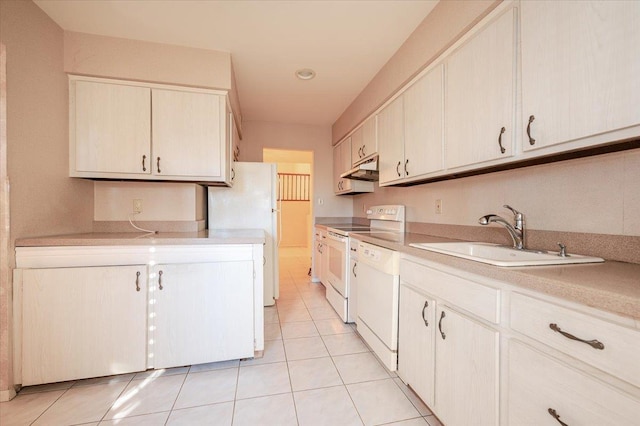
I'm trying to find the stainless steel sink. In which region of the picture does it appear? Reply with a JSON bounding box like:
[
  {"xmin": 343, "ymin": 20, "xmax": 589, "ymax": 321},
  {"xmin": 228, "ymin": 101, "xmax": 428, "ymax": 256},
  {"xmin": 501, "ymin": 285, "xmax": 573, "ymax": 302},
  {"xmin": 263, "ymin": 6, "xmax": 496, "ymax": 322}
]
[{"xmin": 409, "ymin": 242, "xmax": 604, "ymax": 267}]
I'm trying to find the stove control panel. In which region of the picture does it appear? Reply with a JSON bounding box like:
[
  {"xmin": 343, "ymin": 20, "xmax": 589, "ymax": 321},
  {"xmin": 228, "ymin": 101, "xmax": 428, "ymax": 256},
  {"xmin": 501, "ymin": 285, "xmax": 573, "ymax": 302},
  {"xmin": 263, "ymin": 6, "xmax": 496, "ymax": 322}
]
[{"xmin": 365, "ymin": 205, "xmax": 405, "ymax": 223}]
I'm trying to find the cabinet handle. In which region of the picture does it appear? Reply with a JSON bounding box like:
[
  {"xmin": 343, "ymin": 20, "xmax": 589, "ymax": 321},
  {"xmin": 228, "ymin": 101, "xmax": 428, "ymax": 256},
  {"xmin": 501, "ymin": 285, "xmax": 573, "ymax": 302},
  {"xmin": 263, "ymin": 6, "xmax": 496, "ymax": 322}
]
[
  {"xmin": 527, "ymin": 115, "xmax": 536, "ymax": 145},
  {"xmin": 404, "ymin": 159, "xmax": 409, "ymax": 176},
  {"xmin": 396, "ymin": 161, "xmax": 401, "ymax": 177},
  {"xmin": 358, "ymin": 147, "xmax": 363, "ymax": 158},
  {"xmin": 498, "ymin": 127, "xmax": 506, "ymax": 154},
  {"xmin": 232, "ymin": 168, "xmax": 235, "ymax": 181},
  {"xmin": 157, "ymin": 156, "xmax": 162, "ymax": 173},
  {"xmin": 438, "ymin": 310, "xmax": 446, "ymax": 339},
  {"xmin": 142, "ymin": 155, "xmax": 147, "ymax": 172},
  {"xmin": 421, "ymin": 301, "xmax": 429, "ymax": 327},
  {"xmin": 362, "ymin": 146, "xmax": 366, "ymax": 157},
  {"xmin": 135, "ymin": 271, "xmax": 141, "ymax": 292},
  {"xmin": 352, "ymin": 262, "xmax": 357, "ymax": 277},
  {"xmin": 549, "ymin": 323, "xmax": 604, "ymax": 350},
  {"xmin": 158, "ymin": 270, "xmax": 163, "ymax": 290},
  {"xmin": 548, "ymin": 408, "xmax": 569, "ymax": 426}
]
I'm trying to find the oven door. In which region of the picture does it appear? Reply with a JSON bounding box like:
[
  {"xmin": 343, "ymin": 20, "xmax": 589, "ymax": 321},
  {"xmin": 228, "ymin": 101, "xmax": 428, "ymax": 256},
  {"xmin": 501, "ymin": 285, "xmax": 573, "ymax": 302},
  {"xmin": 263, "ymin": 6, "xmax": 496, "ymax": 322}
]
[{"xmin": 325, "ymin": 232, "xmax": 348, "ymax": 297}]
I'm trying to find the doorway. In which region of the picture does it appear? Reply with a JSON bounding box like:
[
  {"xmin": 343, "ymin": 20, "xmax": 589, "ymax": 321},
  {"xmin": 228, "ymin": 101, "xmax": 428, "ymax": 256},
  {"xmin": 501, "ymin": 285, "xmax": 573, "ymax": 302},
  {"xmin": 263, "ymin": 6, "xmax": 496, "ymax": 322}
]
[{"xmin": 262, "ymin": 148, "xmax": 313, "ymax": 261}]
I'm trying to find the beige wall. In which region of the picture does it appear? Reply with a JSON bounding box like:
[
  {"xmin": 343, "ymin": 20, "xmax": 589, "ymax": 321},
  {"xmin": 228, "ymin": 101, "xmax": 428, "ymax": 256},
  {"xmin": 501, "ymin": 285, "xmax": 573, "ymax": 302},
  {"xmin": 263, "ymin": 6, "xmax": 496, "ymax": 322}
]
[
  {"xmin": 354, "ymin": 149, "xmax": 640, "ymax": 237},
  {"xmin": 94, "ymin": 181, "xmax": 205, "ymax": 222},
  {"xmin": 241, "ymin": 121, "xmax": 352, "ymax": 219},
  {"xmin": 0, "ymin": 0, "xmax": 95, "ymax": 396},
  {"xmin": 332, "ymin": 0, "xmax": 499, "ymax": 144}
]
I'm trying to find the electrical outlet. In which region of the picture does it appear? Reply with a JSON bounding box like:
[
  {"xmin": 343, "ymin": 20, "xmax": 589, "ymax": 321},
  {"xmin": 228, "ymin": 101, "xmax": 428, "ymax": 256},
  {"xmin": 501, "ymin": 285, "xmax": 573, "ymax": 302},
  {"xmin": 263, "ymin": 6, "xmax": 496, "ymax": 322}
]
[
  {"xmin": 435, "ymin": 199, "xmax": 443, "ymax": 214},
  {"xmin": 133, "ymin": 199, "xmax": 143, "ymax": 214}
]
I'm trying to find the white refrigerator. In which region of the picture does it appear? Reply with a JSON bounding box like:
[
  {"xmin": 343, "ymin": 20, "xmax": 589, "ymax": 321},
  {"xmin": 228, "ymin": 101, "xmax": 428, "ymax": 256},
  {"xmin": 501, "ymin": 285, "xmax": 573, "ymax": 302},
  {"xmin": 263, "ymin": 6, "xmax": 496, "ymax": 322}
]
[{"xmin": 208, "ymin": 162, "xmax": 279, "ymax": 306}]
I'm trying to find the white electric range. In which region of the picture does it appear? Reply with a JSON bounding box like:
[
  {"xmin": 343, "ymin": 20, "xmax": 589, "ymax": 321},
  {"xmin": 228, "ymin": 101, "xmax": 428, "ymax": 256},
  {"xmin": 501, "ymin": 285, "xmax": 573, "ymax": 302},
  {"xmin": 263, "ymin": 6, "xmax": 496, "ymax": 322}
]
[{"xmin": 324, "ymin": 205, "xmax": 405, "ymax": 323}]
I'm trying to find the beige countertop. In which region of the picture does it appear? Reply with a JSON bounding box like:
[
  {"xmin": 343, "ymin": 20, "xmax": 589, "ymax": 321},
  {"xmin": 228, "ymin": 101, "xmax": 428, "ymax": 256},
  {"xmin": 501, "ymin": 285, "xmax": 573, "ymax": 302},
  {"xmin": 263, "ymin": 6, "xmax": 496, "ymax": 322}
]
[
  {"xmin": 15, "ymin": 229, "xmax": 266, "ymax": 247},
  {"xmin": 351, "ymin": 232, "xmax": 640, "ymax": 321}
]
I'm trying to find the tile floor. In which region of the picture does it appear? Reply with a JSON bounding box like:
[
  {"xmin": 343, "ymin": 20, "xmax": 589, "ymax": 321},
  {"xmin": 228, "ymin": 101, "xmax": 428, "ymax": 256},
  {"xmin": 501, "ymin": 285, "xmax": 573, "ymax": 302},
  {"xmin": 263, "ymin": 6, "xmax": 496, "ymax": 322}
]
[{"xmin": 0, "ymin": 248, "xmax": 443, "ymax": 426}]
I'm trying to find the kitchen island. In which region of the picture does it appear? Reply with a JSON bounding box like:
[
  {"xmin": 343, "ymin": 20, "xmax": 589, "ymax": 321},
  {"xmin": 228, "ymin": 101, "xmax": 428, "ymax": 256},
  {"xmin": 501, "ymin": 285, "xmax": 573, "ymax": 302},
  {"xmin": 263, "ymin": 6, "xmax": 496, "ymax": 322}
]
[{"xmin": 13, "ymin": 230, "xmax": 265, "ymax": 387}]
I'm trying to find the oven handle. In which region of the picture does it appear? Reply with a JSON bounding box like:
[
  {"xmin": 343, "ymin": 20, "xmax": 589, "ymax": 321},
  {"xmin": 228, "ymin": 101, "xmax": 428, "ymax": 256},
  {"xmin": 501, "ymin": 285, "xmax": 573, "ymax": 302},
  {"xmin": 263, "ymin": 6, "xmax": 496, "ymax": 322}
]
[{"xmin": 327, "ymin": 279, "xmax": 346, "ymax": 298}]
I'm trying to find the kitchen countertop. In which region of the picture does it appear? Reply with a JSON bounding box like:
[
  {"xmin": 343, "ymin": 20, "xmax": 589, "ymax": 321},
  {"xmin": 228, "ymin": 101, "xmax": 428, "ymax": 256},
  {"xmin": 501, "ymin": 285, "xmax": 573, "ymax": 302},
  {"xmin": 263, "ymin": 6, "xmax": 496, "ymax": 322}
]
[
  {"xmin": 15, "ymin": 229, "xmax": 266, "ymax": 247},
  {"xmin": 351, "ymin": 232, "xmax": 640, "ymax": 321}
]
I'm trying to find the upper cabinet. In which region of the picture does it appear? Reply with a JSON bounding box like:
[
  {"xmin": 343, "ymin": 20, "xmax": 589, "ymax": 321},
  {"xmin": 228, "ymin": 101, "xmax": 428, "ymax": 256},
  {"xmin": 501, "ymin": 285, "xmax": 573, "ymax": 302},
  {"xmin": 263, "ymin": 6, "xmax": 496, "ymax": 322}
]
[
  {"xmin": 333, "ymin": 137, "xmax": 374, "ymax": 195},
  {"xmin": 445, "ymin": 8, "xmax": 515, "ymax": 169},
  {"xmin": 521, "ymin": 1, "xmax": 640, "ymax": 152},
  {"xmin": 378, "ymin": 65, "xmax": 444, "ymax": 186},
  {"xmin": 69, "ymin": 76, "xmax": 233, "ymax": 185},
  {"xmin": 72, "ymin": 81, "xmax": 151, "ymax": 175},
  {"xmin": 351, "ymin": 116, "xmax": 377, "ymax": 166},
  {"xmin": 378, "ymin": 96, "xmax": 405, "ymax": 185}
]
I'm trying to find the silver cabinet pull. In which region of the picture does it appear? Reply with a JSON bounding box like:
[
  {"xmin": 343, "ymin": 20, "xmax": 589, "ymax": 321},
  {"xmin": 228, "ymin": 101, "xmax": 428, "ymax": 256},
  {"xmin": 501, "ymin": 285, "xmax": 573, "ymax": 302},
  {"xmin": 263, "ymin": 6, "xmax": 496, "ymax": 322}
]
[
  {"xmin": 527, "ymin": 115, "xmax": 536, "ymax": 145},
  {"xmin": 549, "ymin": 323, "xmax": 604, "ymax": 350},
  {"xmin": 396, "ymin": 161, "xmax": 401, "ymax": 177},
  {"xmin": 404, "ymin": 159, "xmax": 409, "ymax": 176},
  {"xmin": 157, "ymin": 156, "xmax": 161, "ymax": 173},
  {"xmin": 498, "ymin": 127, "xmax": 506, "ymax": 154},
  {"xmin": 142, "ymin": 155, "xmax": 147, "ymax": 172},
  {"xmin": 548, "ymin": 408, "xmax": 569, "ymax": 426},
  {"xmin": 352, "ymin": 262, "xmax": 357, "ymax": 277},
  {"xmin": 158, "ymin": 270, "xmax": 163, "ymax": 290},
  {"xmin": 438, "ymin": 310, "xmax": 446, "ymax": 339},
  {"xmin": 421, "ymin": 301, "xmax": 429, "ymax": 327},
  {"xmin": 135, "ymin": 271, "xmax": 141, "ymax": 292}
]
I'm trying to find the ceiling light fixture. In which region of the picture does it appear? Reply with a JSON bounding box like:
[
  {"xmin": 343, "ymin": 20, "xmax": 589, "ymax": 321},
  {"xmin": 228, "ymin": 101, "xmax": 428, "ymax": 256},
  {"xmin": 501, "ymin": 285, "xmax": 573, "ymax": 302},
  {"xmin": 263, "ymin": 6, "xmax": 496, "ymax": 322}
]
[{"xmin": 295, "ymin": 68, "xmax": 316, "ymax": 80}]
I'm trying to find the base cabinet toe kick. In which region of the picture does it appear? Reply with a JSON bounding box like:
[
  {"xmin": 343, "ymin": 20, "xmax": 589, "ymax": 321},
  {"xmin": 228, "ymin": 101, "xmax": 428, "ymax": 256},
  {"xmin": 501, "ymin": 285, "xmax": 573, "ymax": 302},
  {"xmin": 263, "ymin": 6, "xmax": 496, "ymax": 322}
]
[
  {"xmin": 13, "ymin": 244, "xmax": 264, "ymax": 387},
  {"xmin": 396, "ymin": 255, "xmax": 640, "ymax": 426}
]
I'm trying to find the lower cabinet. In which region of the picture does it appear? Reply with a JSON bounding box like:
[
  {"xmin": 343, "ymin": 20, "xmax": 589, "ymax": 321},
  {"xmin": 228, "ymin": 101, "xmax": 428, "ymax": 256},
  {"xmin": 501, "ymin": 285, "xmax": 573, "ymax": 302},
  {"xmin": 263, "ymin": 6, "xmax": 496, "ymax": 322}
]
[
  {"xmin": 151, "ymin": 262, "xmax": 254, "ymax": 369},
  {"xmin": 398, "ymin": 259, "xmax": 499, "ymax": 426},
  {"xmin": 398, "ymin": 285, "xmax": 435, "ymax": 408},
  {"xmin": 19, "ymin": 266, "xmax": 148, "ymax": 386},
  {"xmin": 14, "ymin": 243, "xmax": 263, "ymax": 386},
  {"xmin": 399, "ymin": 254, "xmax": 640, "ymax": 426},
  {"xmin": 508, "ymin": 340, "xmax": 640, "ymax": 426},
  {"xmin": 435, "ymin": 305, "xmax": 499, "ymax": 426}
]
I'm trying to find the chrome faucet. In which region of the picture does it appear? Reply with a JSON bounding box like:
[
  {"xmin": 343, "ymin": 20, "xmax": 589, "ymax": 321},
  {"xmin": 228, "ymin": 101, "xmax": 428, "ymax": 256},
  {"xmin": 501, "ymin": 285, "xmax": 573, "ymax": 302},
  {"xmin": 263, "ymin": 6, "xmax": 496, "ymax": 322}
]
[{"xmin": 478, "ymin": 205, "xmax": 526, "ymax": 250}]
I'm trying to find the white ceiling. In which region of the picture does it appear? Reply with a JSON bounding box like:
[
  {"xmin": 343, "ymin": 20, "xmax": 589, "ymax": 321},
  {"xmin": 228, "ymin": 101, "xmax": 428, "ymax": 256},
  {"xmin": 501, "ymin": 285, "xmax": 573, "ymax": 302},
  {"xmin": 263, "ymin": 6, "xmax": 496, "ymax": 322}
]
[{"xmin": 34, "ymin": 0, "xmax": 438, "ymax": 127}]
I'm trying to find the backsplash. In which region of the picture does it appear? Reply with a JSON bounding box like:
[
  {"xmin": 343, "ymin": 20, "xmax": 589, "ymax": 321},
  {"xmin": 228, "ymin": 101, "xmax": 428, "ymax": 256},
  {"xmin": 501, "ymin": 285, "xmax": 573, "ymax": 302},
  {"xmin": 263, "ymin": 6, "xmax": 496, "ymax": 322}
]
[
  {"xmin": 93, "ymin": 181, "xmax": 206, "ymax": 232},
  {"xmin": 355, "ymin": 148, "xmax": 640, "ymax": 237}
]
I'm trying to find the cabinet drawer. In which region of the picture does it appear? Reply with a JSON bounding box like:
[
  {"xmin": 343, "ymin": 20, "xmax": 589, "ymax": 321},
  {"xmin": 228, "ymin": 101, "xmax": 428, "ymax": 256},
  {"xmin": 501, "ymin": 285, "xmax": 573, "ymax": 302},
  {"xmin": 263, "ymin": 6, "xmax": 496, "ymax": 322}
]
[
  {"xmin": 510, "ymin": 292, "xmax": 640, "ymax": 387},
  {"xmin": 400, "ymin": 259, "xmax": 500, "ymax": 324},
  {"xmin": 508, "ymin": 341, "xmax": 640, "ymax": 426}
]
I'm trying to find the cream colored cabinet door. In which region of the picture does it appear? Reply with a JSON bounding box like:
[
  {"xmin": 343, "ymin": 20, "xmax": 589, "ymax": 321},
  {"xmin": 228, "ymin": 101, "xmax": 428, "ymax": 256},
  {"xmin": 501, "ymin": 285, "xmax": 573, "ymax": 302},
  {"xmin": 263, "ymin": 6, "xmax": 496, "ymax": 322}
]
[
  {"xmin": 334, "ymin": 138, "xmax": 352, "ymax": 193},
  {"xmin": 351, "ymin": 116, "xmax": 377, "ymax": 165},
  {"xmin": 521, "ymin": 1, "xmax": 640, "ymax": 152},
  {"xmin": 152, "ymin": 89, "xmax": 226, "ymax": 179},
  {"xmin": 20, "ymin": 266, "xmax": 147, "ymax": 386},
  {"xmin": 508, "ymin": 340, "xmax": 640, "ymax": 426},
  {"xmin": 445, "ymin": 8, "xmax": 515, "ymax": 169},
  {"xmin": 435, "ymin": 305, "xmax": 499, "ymax": 426},
  {"xmin": 403, "ymin": 65, "xmax": 444, "ymax": 180},
  {"xmin": 72, "ymin": 80, "xmax": 151, "ymax": 175},
  {"xmin": 378, "ymin": 96, "xmax": 405, "ymax": 185},
  {"xmin": 397, "ymin": 284, "xmax": 436, "ymax": 408},
  {"xmin": 151, "ymin": 262, "xmax": 254, "ymax": 369}
]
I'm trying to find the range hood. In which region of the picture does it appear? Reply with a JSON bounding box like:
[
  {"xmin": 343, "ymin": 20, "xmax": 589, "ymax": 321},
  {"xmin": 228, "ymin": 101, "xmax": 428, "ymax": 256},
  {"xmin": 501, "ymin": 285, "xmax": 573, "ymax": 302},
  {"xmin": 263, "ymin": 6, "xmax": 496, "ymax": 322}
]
[{"xmin": 340, "ymin": 157, "xmax": 379, "ymax": 181}]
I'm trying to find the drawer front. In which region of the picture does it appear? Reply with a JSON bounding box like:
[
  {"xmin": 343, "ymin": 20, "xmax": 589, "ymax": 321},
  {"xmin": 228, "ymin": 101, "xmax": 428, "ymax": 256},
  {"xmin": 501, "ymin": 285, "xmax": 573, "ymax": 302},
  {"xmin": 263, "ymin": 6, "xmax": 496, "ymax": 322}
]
[
  {"xmin": 510, "ymin": 292, "xmax": 640, "ymax": 387},
  {"xmin": 508, "ymin": 341, "xmax": 640, "ymax": 426},
  {"xmin": 400, "ymin": 259, "xmax": 500, "ymax": 323}
]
